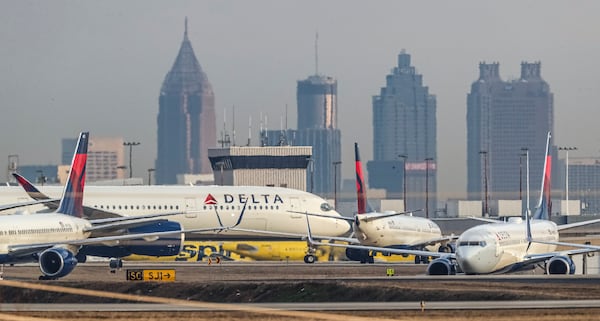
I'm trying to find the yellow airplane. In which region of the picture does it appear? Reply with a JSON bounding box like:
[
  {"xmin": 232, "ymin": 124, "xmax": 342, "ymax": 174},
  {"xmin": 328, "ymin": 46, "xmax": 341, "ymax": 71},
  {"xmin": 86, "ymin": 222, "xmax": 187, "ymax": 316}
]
[{"xmin": 124, "ymin": 240, "xmax": 415, "ymax": 263}]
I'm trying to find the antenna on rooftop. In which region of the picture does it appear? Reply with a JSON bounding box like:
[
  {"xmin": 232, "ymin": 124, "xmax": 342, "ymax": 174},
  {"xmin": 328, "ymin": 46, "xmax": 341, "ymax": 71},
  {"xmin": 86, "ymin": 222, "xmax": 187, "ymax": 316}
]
[{"xmin": 315, "ymin": 31, "xmax": 319, "ymax": 75}]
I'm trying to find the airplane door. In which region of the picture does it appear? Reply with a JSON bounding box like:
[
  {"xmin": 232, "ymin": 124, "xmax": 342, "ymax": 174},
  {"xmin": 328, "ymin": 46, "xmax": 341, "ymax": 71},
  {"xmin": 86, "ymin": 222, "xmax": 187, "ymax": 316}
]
[
  {"xmin": 290, "ymin": 198, "xmax": 302, "ymax": 218},
  {"xmin": 185, "ymin": 198, "xmax": 197, "ymax": 218}
]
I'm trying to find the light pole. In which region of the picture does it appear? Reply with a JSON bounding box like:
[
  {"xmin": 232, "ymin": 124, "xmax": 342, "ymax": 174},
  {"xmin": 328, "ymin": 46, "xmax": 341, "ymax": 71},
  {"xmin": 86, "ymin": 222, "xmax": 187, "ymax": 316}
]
[
  {"xmin": 425, "ymin": 157, "xmax": 433, "ymax": 219},
  {"xmin": 398, "ymin": 154, "xmax": 407, "ymax": 212},
  {"xmin": 558, "ymin": 146, "xmax": 577, "ymax": 215},
  {"xmin": 521, "ymin": 147, "xmax": 530, "ymax": 217},
  {"xmin": 332, "ymin": 161, "xmax": 342, "ymax": 210},
  {"xmin": 519, "ymin": 152, "xmax": 527, "ymax": 201},
  {"xmin": 147, "ymin": 168, "xmax": 155, "ymax": 186},
  {"xmin": 123, "ymin": 141, "xmax": 141, "ymax": 179},
  {"xmin": 479, "ymin": 151, "xmax": 488, "ymax": 217}
]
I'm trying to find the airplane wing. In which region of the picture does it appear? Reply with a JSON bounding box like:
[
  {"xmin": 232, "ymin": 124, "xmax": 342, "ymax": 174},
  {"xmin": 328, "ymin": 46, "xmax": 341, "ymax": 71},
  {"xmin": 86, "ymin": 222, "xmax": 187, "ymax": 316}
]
[
  {"xmin": 85, "ymin": 211, "xmax": 190, "ymax": 233},
  {"xmin": 0, "ymin": 198, "xmax": 60, "ymax": 212},
  {"xmin": 7, "ymin": 226, "xmax": 228, "ymax": 256},
  {"xmin": 307, "ymin": 237, "xmax": 455, "ymax": 259},
  {"xmin": 557, "ymin": 218, "xmax": 600, "ymax": 231}
]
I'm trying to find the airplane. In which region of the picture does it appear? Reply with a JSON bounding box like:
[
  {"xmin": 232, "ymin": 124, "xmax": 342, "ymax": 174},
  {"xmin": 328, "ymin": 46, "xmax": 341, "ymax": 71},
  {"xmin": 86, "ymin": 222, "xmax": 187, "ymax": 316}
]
[
  {"xmin": 308, "ymin": 132, "xmax": 600, "ymax": 275},
  {"xmin": 0, "ymin": 132, "xmax": 199, "ymax": 279},
  {"xmin": 297, "ymin": 142, "xmax": 455, "ymax": 264},
  {"xmin": 3, "ymin": 176, "xmax": 351, "ymax": 242}
]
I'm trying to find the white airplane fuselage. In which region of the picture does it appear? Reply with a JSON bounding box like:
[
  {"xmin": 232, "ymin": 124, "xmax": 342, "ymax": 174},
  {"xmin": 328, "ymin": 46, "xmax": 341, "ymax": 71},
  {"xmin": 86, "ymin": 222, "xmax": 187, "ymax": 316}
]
[
  {"xmin": 455, "ymin": 219, "xmax": 558, "ymax": 274},
  {"xmin": 0, "ymin": 185, "xmax": 350, "ymax": 238},
  {"xmin": 0, "ymin": 214, "xmax": 90, "ymax": 261},
  {"xmin": 354, "ymin": 214, "xmax": 442, "ymax": 250}
]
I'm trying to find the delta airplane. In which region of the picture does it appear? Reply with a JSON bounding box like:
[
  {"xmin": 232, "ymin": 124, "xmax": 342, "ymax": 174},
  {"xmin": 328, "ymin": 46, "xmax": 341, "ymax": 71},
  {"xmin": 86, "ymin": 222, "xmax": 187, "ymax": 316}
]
[
  {"xmin": 4, "ymin": 176, "xmax": 350, "ymax": 242},
  {"xmin": 298, "ymin": 143, "xmax": 455, "ymax": 264},
  {"xmin": 308, "ymin": 132, "xmax": 600, "ymax": 275},
  {"xmin": 0, "ymin": 132, "xmax": 192, "ymax": 280}
]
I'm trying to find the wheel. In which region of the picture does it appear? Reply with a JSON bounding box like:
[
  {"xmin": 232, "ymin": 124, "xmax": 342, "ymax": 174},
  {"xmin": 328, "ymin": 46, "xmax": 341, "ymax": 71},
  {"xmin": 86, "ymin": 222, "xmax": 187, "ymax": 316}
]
[
  {"xmin": 414, "ymin": 255, "xmax": 421, "ymax": 264},
  {"xmin": 109, "ymin": 258, "xmax": 123, "ymax": 269},
  {"xmin": 367, "ymin": 256, "xmax": 374, "ymax": 264},
  {"xmin": 304, "ymin": 255, "xmax": 316, "ymax": 264}
]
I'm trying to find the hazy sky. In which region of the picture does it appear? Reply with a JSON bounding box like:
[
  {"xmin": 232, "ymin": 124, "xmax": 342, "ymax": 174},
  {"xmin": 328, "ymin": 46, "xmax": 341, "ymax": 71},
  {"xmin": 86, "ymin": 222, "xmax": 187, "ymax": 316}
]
[{"xmin": 1, "ymin": 1, "xmax": 599, "ymax": 199}]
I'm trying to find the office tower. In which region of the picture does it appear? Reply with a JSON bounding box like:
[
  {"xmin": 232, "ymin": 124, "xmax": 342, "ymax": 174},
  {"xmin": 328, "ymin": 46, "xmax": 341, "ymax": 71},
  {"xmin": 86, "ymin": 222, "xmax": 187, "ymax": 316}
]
[
  {"xmin": 466, "ymin": 62, "xmax": 554, "ymax": 215},
  {"xmin": 293, "ymin": 75, "xmax": 341, "ymax": 196},
  {"xmin": 367, "ymin": 50, "xmax": 437, "ymax": 217},
  {"xmin": 155, "ymin": 19, "xmax": 216, "ymax": 184},
  {"xmin": 62, "ymin": 136, "xmax": 125, "ymax": 182}
]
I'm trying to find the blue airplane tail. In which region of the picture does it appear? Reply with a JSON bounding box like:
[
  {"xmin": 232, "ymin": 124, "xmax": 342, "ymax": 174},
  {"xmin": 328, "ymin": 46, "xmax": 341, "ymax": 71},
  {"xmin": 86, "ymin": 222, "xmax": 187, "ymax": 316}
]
[{"xmin": 56, "ymin": 132, "xmax": 89, "ymax": 217}]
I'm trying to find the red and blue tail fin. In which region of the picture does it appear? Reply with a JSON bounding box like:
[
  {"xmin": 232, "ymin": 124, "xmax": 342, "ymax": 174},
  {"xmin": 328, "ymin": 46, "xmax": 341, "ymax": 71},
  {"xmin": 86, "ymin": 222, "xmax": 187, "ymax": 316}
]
[
  {"xmin": 13, "ymin": 173, "xmax": 51, "ymax": 200},
  {"xmin": 533, "ymin": 132, "xmax": 552, "ymax": 220},
  {"xmin": 355, "ymin": 143, "xmax": 367, "ymax": 214},
  {"xmin": 56, "ymin": 132, "xmax": 89, "ymax": 217}
]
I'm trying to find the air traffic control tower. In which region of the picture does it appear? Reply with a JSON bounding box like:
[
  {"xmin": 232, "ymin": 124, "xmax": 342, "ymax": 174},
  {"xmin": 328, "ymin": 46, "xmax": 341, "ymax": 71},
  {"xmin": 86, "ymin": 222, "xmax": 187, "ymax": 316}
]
[{"xmin": 208, "ymin": 146, "xmax": 312, "ymax": 191}]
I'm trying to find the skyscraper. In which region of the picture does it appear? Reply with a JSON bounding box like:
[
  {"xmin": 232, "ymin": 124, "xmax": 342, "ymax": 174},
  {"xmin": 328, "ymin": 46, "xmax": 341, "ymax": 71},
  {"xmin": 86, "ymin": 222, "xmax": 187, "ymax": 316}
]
[
  {"xmin": 367, "ymin": 50, "xmax": 437, "ymax": 216},
  {"xmin": 466, "ymin": 62, "xmax": 554, "ymax": 215},
  {"xmin": 155, "ymin": 19, "xmax": 216, "ymax": 184},
  {"xmin": 263, "ymin": 74, "xmax": 341, "ymax": 196}
]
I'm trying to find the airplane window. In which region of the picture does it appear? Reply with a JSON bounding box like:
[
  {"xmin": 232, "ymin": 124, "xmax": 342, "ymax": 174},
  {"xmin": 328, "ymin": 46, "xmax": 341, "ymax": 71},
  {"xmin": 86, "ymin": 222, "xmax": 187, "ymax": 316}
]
[
  {"xmin": 320, "ymin": 203, "xmax": 333, "ymax": 211},
  {"xmin": 124, "ymin": 206, "xmax": 128, "ymax": 210},
  {"xmin": 170, "ymin": 205, "xmax": 173, "ymax": 210},
  {"xmin": 136, "ymin": 206, "xmax": 140, "ymax": 210},
  {"xmin": 260, "ymin": 206, "xmax": 263, "ymax": 210},
  {"xmin": 118, "ymin": 205, "xmax": 122, "ymax": 210},
  {"xmin": 176, "ymin": 206, "xmax": 179, "ymax": 210}
]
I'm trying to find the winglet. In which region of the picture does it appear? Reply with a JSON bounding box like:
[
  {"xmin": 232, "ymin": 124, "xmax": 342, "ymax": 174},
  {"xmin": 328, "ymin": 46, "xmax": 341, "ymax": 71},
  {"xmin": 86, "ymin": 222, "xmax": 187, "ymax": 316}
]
[
  {"xmin": 305, "ymin": 212, "xmax": 316, "ymax": 246},
  {"xmin": 532, "ymin": 132, "xmax": 552, "ymax": 220},
  {"xmin": 56, "ymin": 132, "xmax": 89, "ymax": 217},
  {"xmin": 355, "ymin": 143, "xmax": 367, "ymax": 214}
]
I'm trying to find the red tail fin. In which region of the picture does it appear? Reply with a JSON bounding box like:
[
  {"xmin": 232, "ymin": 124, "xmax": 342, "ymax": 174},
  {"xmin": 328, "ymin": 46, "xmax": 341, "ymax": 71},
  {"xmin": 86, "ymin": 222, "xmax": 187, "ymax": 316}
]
[
  {"xmin": 57, "ymin": 132, "xmax": 88, "ymax": 217},
  {"xmin": 355, "ymin": 143, "xmax": 367, "ymax": 214}
]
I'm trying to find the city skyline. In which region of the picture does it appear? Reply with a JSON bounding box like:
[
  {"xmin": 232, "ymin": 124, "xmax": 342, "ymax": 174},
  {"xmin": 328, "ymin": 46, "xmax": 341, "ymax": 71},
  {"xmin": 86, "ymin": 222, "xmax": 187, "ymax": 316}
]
[{"xmin": 1, "ymin": 1, "xmax": 599, "ymax": 200}]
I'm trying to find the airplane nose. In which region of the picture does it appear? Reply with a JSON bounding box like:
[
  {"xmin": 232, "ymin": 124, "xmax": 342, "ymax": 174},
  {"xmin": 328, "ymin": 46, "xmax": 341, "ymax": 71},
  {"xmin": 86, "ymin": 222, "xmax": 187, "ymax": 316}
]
[{"xmin": 456, "ymin": 244, "xmax": 496, "ymax": 274}]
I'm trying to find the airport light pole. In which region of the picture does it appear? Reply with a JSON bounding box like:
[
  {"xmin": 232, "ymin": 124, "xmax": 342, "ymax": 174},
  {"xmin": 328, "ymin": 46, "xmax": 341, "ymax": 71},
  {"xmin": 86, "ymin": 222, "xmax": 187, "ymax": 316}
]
[
  {"xmin": 332, "ymin": 161, "xmax": 342, "ymax": 210},
  {"xmin": 398, "ymin": 154, "xmax": 407, "ymax": 212},
  {"xmin": 521, "ymin": 147, "xmax": 530, "ymax": 217},
  {"xmin": 123, "ymin": 141, "xmax": 141, "ymax": 179},
  {"xmin": 558, "ymin": 146, "xmax": 577, "ymax": 215},
  {"xmin": 425, "ymin": 157, "xmax": 433, "ymax": 219},
  {"xmin": 479, "ymin": 151, "xmax": 488, "ymax": 217}
]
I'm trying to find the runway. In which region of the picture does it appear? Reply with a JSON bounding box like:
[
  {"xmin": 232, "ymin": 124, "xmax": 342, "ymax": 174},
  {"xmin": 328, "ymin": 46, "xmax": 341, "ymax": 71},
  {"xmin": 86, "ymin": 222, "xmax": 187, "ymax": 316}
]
[
  {"xmin": 2, "ymin": 261, "xmax": 600, "ymax": 320},
  {"xmin": 3, "ymin": 300, "xmax": 600, "ymax": 311}
]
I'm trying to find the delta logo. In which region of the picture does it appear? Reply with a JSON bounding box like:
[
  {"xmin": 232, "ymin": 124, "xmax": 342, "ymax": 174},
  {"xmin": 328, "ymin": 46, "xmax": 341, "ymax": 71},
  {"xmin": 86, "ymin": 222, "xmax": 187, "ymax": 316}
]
[{"xmin": 204, "ymin": 194, "xmax": 218, "ymax": 205}]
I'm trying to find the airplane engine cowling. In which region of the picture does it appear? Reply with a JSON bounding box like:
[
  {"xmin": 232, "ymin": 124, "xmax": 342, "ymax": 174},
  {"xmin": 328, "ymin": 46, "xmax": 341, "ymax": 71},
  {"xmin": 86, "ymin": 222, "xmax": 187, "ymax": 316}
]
[
  {"xmin": 38, "ymin": 247, "xmax": 78, "ymax": 278},
  {"xmin": 546, "ymin": 256, "xmax": 576, "ymax": 275},
  {"xmin": 345, "ymin": 248, "xmax": 369, "ymax": 262},
  {"xmin": 427, "ymin": 257, "xmax": 456, "ymax": 275},
  {"xmin": 80, "ymin": 221, "xmax": 184, "ymax": 258}
]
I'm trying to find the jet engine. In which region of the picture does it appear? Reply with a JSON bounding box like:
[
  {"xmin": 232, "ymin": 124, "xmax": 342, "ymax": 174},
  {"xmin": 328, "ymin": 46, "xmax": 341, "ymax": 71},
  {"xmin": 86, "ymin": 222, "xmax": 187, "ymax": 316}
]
[
  {"xmin": 80, "ymin": 221, "xmax": 184, "ymax": 258},
  {"xmin": 426, "ymin": 257, "xmax": 457, "ymax": 275},
  {"xmin": 545, "ymin": 256, "xmax": 576, "ymax": 275},
  {"xmin": 38, "ymin": 247, "xmax": 78, "ymax": 279},
  {"xmin": 345, "ymin": 248, "xmax": 373, "ymax": 263}
]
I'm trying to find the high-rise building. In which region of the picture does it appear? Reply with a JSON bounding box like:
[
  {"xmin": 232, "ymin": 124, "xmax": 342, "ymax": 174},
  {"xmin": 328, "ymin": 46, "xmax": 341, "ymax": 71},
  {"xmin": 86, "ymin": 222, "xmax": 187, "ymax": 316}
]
[
  {"xmin": 466, "ymin": 62, "xmax": 554, "ymax": 215},
  {"xmin": 62, "ymin": 136, "xmax": 125, "ymax": 182},
  {"xmin": 155, "ymin": 19, "xmax": 216, "ymax": 184},
  {"xmin": 367, "ymin": 50, "xmax": 437, "ymax": 217},
  {"xmin": 291, "ymin": 74, "xmax": 341, "ymax": 197}
]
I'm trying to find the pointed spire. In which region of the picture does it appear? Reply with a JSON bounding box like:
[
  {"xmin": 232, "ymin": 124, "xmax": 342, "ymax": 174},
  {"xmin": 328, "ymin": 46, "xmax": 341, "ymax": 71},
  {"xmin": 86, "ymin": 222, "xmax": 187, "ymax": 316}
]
[{"xmin": 184, "ymin": 17, "xmax": 188, "ymax": 40}]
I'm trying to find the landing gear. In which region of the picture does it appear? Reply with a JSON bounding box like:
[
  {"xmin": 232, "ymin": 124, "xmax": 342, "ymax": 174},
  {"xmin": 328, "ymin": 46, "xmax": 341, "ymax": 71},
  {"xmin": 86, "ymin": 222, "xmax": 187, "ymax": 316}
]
[
  {"xmin": 38, "ymin": 275, "xmax": 58, "ymax": 280},
  {"xmin": 109, "ymin": 258, "xmax": 123, "ymax": 270},
  {"xmin": 304, "ymin": 254, "xmax": 317, "ymax": 264},
  {"xmin": 415, "ymin": 255, "xmax": 430, "ymax": 264}
]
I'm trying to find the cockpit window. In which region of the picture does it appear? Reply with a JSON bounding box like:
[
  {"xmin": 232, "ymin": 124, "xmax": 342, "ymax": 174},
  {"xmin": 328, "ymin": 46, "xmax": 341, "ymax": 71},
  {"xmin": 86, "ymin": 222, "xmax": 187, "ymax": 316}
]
[
  {"xmin": 320, "ymin": 202, "xmax": 333, "ymax": 211},
  {"xmin": 459, "ymin": 241, "xmax": 486, "ymax": 247}
]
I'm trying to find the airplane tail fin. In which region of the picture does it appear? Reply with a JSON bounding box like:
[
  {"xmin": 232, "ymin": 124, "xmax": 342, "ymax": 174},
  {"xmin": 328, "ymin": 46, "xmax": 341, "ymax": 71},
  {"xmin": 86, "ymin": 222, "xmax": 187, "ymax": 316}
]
[
  {"xmin": 13, "ymin": 173, "xmax": 51, "ymax": 200},
  {"xmin": 56, "ymin": 132, "xmax": 89, "ymax": 217},
  {"xmin": 532, "ymin": 132, "xmax": 552, "ymax": 220},
  {"xmin": 355, "ymin": 143, "xmax": 368, "ymax": 214}
]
